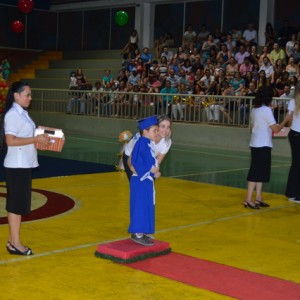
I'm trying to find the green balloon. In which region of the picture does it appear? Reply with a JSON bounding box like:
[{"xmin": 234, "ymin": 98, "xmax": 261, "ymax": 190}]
[{"xmin": 115, "ymin": 11, "xmax": 129, "ymax": 26}]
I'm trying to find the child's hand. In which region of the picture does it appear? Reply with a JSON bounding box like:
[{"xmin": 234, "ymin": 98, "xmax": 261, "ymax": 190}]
[
  {"xmin": 154, "ymin": 171, "xmax": 161, "ymax": 179},
  {"xmin": 151, "ymin": 166, "xmax": 159, "ymax": 174}
]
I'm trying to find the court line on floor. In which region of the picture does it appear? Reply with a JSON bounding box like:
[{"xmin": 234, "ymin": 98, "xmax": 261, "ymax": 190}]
[
  {"xmin": 170, "ymin": 163, "xmax": 291, "ymax": 178},
  {"xmin": 0, "ymin": 203, "xmax": 293, "ymax": 265},
  {"xmin": 68, "ymin": 136, "xmax": 290, "ymax": 164}
]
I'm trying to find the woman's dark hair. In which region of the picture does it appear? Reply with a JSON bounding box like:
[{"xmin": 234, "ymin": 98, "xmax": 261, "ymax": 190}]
[
  {"xmin": 253, "ymin": 86, "xmax": 273, "ymax": 108},
  {"xmin": 3, "ymin": 81, "xmax": 29, "ymax": 116},
  {"xmin": 1, "ymin": 81, "xmax": 29, "ymax": 151}
]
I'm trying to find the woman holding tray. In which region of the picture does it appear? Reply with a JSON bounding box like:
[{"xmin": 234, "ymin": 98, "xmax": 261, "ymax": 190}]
[{"xmin": 1, "ymin": 81, "xmax": 50, "ymax": 255}]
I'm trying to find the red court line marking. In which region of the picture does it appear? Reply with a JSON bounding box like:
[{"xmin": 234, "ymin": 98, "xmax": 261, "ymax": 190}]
[{"xmin": 127, "ymin": 252, "xmax": 300, "ymax": 299}]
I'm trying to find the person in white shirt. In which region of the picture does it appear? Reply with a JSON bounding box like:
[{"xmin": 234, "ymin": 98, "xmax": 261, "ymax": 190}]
[
  {"xmin": 244, "ymin": 86, "xmax": 290, "ymax": 209},
  {"xmin": 123, "ymin": 115, "xmax": 172, "ymax": 181},
  {"xmin": 2, "ymin": 81, "xmax": 51, "ymax": 256},
  {"xmin": 242, "ymin": 23, "xmax": 257, "ymax": 47},
  {"xmin": 285, "ymin": 83, "xmax": 300, "ymax": 202}
]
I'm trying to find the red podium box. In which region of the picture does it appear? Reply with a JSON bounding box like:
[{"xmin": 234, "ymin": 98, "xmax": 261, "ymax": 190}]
[{"xmin": 95, "ymin": 238, "xmax": 171, "ymax": 264}]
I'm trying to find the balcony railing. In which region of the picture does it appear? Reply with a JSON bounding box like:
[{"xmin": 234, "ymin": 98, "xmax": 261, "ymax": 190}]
[{"xmin": 30, "ymin": 88, "xmax": 290, "ymax": 127}]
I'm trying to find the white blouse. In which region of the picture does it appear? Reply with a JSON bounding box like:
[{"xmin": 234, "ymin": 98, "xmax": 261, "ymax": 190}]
[{"xmin": 4, "ymin": 102, "xmax": 38, "ymax": 168}]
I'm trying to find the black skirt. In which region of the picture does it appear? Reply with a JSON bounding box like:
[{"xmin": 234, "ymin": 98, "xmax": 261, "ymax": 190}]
[
  {"xmin": 247, "ymin": 147, "xmax": 272, "ymax": 182},
  {"xmin": 5, "ymin": 168, "xmax": 32, "ymax": 215}
]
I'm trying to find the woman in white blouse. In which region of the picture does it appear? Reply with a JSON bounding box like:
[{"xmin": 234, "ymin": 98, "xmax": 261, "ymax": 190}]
[
  {"xmin": 244, "ymin": 86, "xmax": 290, "ymax": 208},
  {"xmin": 285, "ymin": 83, "xmax": 300, "ymax": 202},
  {"xmin": 2, "ymin": 81, "xmax": 50, "ymax": 255}
]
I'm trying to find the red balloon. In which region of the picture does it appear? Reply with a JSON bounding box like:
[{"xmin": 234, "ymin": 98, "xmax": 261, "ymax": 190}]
[
  {"xmin": 11, "ymin": 20, "xmax": 24, "ymax": 33},
  {"xmin": 18, "ymin": 0, "xmax": 34, "ymax": 14}
]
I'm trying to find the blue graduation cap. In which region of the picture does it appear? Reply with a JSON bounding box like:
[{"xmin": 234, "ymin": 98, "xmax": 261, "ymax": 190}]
[{"xmin": 138, "ymin": 115, "xmax": 158, "ymax": 130}]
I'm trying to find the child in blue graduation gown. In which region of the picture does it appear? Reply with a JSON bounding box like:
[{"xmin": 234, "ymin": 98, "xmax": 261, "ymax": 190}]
[{"xmin": 128, "ymin": 115, "xmax": 161, "ymax": 246}]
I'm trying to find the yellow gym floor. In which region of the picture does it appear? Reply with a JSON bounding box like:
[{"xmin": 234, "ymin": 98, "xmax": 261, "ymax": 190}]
[{"xmin": 0, "ymin": 135, "xmax": 299, "ymax": 299}]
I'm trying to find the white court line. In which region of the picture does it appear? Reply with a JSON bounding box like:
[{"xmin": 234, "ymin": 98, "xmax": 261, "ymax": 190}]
[
  {"xmin": 170, "ymin": 163, "xmax": 291, "ymax": 178},
  {"xmin": 0, "ymin": 203, "xmax": 292, "ymax": 265},
  {"xmin": 68, "ymin": 136, "xmax": 290, "ymax": 164}
]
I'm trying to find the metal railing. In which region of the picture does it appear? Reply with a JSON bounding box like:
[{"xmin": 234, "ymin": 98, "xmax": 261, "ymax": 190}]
[{"xmin": 30, "ymin": 88, "xmax": 290, "ymax": 127}]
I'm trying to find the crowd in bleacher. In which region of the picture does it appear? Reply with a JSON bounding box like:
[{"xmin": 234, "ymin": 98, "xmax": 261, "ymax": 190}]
[{"xmin": 66, "ymin": 20, "xmax": 300, "ymax": 121}]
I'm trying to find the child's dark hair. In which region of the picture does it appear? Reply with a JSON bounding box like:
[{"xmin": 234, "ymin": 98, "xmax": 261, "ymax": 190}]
[{"xmin": 253, "ymin": 86, "xmax": 274, "ymax": 108}]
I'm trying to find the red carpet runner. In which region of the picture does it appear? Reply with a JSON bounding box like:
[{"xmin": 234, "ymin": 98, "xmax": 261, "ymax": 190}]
[{"xmin": 127, "ymin": 252, "xmax": 300, "ymax": 299}]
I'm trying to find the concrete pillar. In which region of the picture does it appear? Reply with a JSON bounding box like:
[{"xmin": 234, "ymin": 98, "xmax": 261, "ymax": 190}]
[
  {"xmin": 135, "ymin": 2, "xmax": 154, "ymax": 49},
  {"xmin": 258, "ymin": 0, "xmax": 275, "ymax": 46}
]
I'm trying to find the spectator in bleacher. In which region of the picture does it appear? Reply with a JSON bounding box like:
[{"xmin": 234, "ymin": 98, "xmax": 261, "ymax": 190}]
[
  {"xmin": 158, "ymin": 79, "xmax": 176, "ymax": 115},
  {"xmin": 201, "ymin": 34, "xmax": 217, "ymax": 65},
  {"xmin": 160, "ymin": 46, "xmax": 174, "ymax": 64},
  {"xmin": 120, "ymin": 29, "xmax": 139, "ymax": 57},
  {"xmin": 240, "ymin": 81, "xmax": 255, "ymax": 125},
  {"xmin": 285, "ymin": 33, "xmax": 297, "ymax": 59},
  {"xmin": 140, "ymin": 47, "xmax": 153, "ymax": 74},
  {"xmin": 172, "ymin": 83, "xmax": 187, "ymax": 120},
  {"xmin": 264, "ymin": 23, "xmax": 276, "ymax": 51},
  {"xmin": 239, "ymin": 57, "xmax": 253, "ymax": 77},
  {"xmin": 291, "ymin": 42, "xmax": 300, "ymax": 65},
  {"xmin": 288, "ymin": 75, "xmax": 298, "ymax": 98},
  {"xmin": 189, "ymin": 47, "xmax": 201, "ymax": 64},
  {"xmin": 275, "ymin": 70, "xmax": 289, "ymax": 96},
  {"xmin": 258, "ymin": 46, "xmax": 271, "ymax": 67},
  {"xmin": 174, "ymin": 46, "xmax": 187, "ymax": 66},
  {"xmin": 133, "ymin": 49, "xmax": 141, "ymax": 61},
  {"xmin": 286, "ymin": 57, "xmax": 299, "ymax": 78},
  {"xmin": 158, "ymin": 56, "xmax": 168, "ymax": 80},
  {"xmin": 273, "ymin": 58, "xmax": 286, "ymax": 80},
  {"xmin": 182, "ymin": 24, "xmax": 197, "ymax": 53},
  {"xmin": 91, "ymin": 81, "xmax": 103, "ymax": 114},
  {"xmin": 153, "ymin": 32, "xmax": 174, "ymax": 58},
  {"xmin": 196, "ymin": 24, "xmax": 210, "ymax": 51},
  {"xmin": 243, "ymin": 71, "xmax": 255, "ymax": 90},
  {"xmin": 212, "ymin": 27, "xmax": 225, "ymax": 46},
  {"xmin": 199, "ymin": 68, "xmax": 215, "ymax": 93},
  {"xmin": 269, "ymin": 43, "xmax": 286, "ymax": 66},
  {"xmin": 127, "ymin": 68, "xmax": 140, "ymax": 86},
  {"xmin": 102, "ymin": 69, "xmax": 113, "ymax": 86},
  {"xmin": 135, "ymin": 57, "xmax": 145, "ymax": 75},
  {"xmin": 226, "ymin": 56, "xmax": 239, "ymax": 80},
  {"xmin": 181, "ymin": 58, "xmax": 192, "ymax": 75},
  {"xmin": 149, "ymin": 60, "xmax": 159, "ymax": 76},
  {"xmin": 224, "ymin": 33, "xmax": 236, "ymax": 53},
  {"xmin": 121, "ymin": 53, "xmax": 130, "ymax": 72},
  {"xmin": 116, "ymin": 69, "xmax": 128, "ymax": 85},
  {"xmin": 216, "ymin": 44, "xmax": 231, "ymax": 65},
  {"xmin": 2, "ymin": 58, "xmax": 10, "ymax": 82},
  {"xmin": 256, "ymin": 70, "xmax": 270, "ymax": 90},
  {"xmin": 169, "ymin": 57, "xmax": 180, "ymax": 75},
  {"xmin": 230, "ymin": 71, "xmax": 245, "ymax": 96},
  {"xmin": 191, "ymin": 56, "xmax": 204, "ymax": 75},
  {"xmin": 166, "ymin": 68, "xmax": 179, "ymax": 90},
  {"xmin": 235, "ymin": 45, "xmax": 250, "ymax": 65},
  {"xmin": 249, "ymin": 45, "xmax": 260, "ymax": 66},
  {"xmin": 241, "ymin": 23, "xmax": 257, "ymax": 48},
  {"xmin": 259, "ymin": 57, "xmax": 274, "ymax": 85}
]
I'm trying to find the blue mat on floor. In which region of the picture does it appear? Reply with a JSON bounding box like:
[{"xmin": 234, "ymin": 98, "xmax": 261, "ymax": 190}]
[{"xmin": 0, "ymin": 156, "xmax": 116, "ymax": 180}]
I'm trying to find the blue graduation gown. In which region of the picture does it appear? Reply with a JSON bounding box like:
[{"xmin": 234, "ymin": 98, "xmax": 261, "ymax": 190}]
[{"xmin": 128, "ymin": 136, "xmax": 156, "ymax": 234}]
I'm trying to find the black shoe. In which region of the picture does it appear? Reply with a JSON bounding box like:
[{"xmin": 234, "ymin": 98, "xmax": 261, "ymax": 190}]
[
  {"xmin": 131, "ymin": 234, "xmax": 154, "ymax": 246},
  {"xmin": 243, "ymin": 201, "xmax": 260, "ymax": 209},
  {"xmin": 288, "ymin": 197, "xmax": 300, "ymax": 203},
  {"xmin": 6, "ymin": 242, "xmax": 33, "ymax": 256},
  {"xmin": 255, "ymin": 200, "xmax": 270, "ymax": 207}
]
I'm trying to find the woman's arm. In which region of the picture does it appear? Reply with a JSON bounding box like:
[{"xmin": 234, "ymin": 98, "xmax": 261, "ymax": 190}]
[
  {"xmin": 270, "ymin": 114, "xmax": 292, "ymax": 133},
  {"xmin": 6, "ymin": 134, "xmax": 50, "ymax": 147}
]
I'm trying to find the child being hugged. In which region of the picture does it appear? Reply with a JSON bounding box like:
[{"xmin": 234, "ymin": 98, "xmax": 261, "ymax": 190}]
[{"xmin": 129, "ymin": 115, "xmax": 161, "ymax": 246}]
